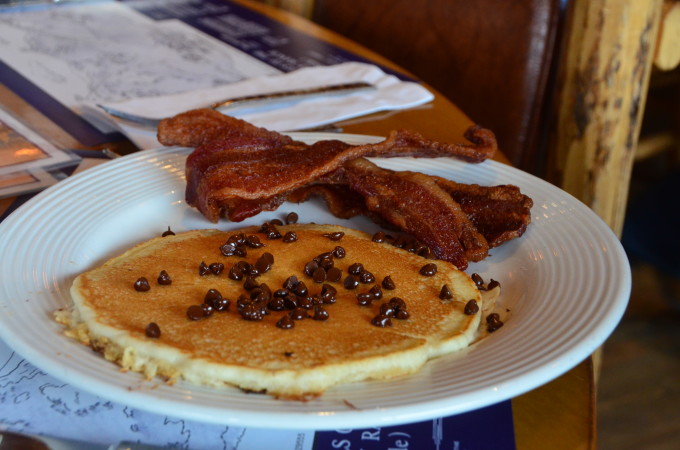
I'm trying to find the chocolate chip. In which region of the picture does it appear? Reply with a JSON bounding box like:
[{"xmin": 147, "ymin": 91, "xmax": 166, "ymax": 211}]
[
  {"xmin": 285, "ymin": 212, "xmax": 299, "ymax": 224},
  {"xmin": 245, "ymin": 235, "xmax": 264, "ymax": 248},
  {"xmin": 381, "ymin": 276, "xmax": 396, "ymax": 290},
  {"xmin": 323, "ymin": 231, "xmax": 344, "ymax": 241},
  {"xmin": 395, "ymin": 309, "xmax": 410, "ymax": 320},
  {"xmin": 161, "ymin": 227, "xmax": 175, "ymax": 237},
  {"xmin": 277, "ymin": 315, "xmax": 295, "ymax": 329},
  {"xmin": 326, "ymin": 267, "xmax": 342, "ymax": 282},
  {"xmin": 201, "ymin": 303, "xmax": 214, "ymax": 317},
  {"xmin": 379, "ymin": 303, "xmax": 395, "ymax": 317},
  {"xmin": 228, "ymin": 265, "xmax": 244, "ymax": 281},
  {"xmin": 258, "ymin": 283, "xmax": 272, "ymax": 298},
  {"xmin": 359, "ymin": 271, "xmax": 375, "ymax": 284},
  {"xmin": 356, "ymin": 292, "xmax": 374, "ymax": 306},
  {"xmin": 389, "ymin": 297, "xmax": 407, "ymax": 310},
  {"xmin": 270, "ymin": 219, "xmax": 284, "ymax": 225},
  {"xmin": 304, "ymin": 260, "xmax": 319, "ymax": 276},
  {"xmin": 249, "ymin": 287, "xmax": 265, "ymax": 301},
  {"xmin": 313, "ymin": 305, "xmax": 329, "ymax": 321},
  {"xmin": 387, "ymin": 297, "xmax": 410, "ymax": 320},
  {"xmin": 157, "ymin": 270, "xmax": 172, "ymax": 285},
  {"xmin": 236, "ymin": 294, "xmax": 251, "ymax": 311},
  {"xmin": 369, "ymin": 284, "xmax": 383, "ymax": 299},
  {"xmin": 312, "ymin": 267, "xmax": 327, "ymax": 283},
  {"xmin": 145, "ymin": 322, "xmax": 161, "ymax": 338},
  {"xmin": 209, "ymin": 262, "xmax": 224, "ymax": 275},
  {"xmin": 419, "ymin": 247, "xmax": 436, "ymax": 259},
  {"xmin": 419, "ymin": 263, "xmax": 438, "ymax": 276},
  {"xmin": 282, "ymin": 231, "xmax": 298, "ymax": 243},
  {"xmin": 186, "ymin": 304, "xmax": 205, "ymax": 320},
  {"xmin": 321, "ymin": 261, "xmax": 336, "ymax": 274},
  {"xmin": 243, "ymin": 276, "xmax": 259, "ymax": 291},
  {"xmin": 198, "ymin": 262, "xmax": 211, "ymax": 276},
  {"xmin": 372, "ymin": 231, "xmax": 386, "ymax": 243},
  {"xmin": 292, "ymin": 281, "xmax": 308, "ymax": 297},
  {"xmin": 260, "ymin": 222, "xmax": 281, "ymax": 239},
  {"xmin": 471, "ymin": 273, "xmax": 485, "ymax": 288},
  {"xmin": 371, "ymin": 315, "xmax": 392, "ymax": 327},
  {"xmin": 262, "ymin": 252, "xmax": 275, "ymax": 265},
  {"xmin": 464, "ymin": 299, "xmax": 479, "ymax": 315},
  {"xmin": 204, "ymin": 288, "xmax": 222, "ymax": 302},
  {"xmin": 439, "ymin": 284, "xmax": 453, "ymax": 300},
  {"xmin": 343, "ymin": 275, "xmax": 359, "ymax": 290},
  {"xmin": 240, "ymin": 304, "xmax": 264, "ymax": 321},
  {"xmin": 255, "ymin": 254, "xmax": 273, "ymax": 274},
  {"xmin": 348, "ymin": 263, "xmax": 363, "ymax": 275},
  {"xmin": 320, "ymin": 284, "xmax": 337, "ymax": 303},
  {"xmin": 314, "ymin": 252, "xmax": 333, "ymax": 262},
  {"xmin": 267, "ymin": 297, "xmax": 286, "ymax": 311},
  {"xmin": 283, "ymin": 275, "xmax": 298, "ymax": 290},
  {"xmin": 488, "ymin": 279, "xmax": 501, "ymax": 290},
  {"xmin": 227, "ymin": 233, "xmax": 246, "ymax": 245},
  {"xmin": 290, "ymin": 307, "xmax": 308, "ymax": 320},
  {"xmin": 486, "ymin": 313, "xmax": 504, "ymax": 332},
  {"xmin": 211, "ymin": 297, "xmax": 230, "ymax": 312},
  {"xmin": 134, "ymin": 277, "xmax": 151, "ymax": 292},
  {"xmin": 245, "ymin": 265, "xmax": 260, "ymax": 277},
  {"xmin": 237, "ymin": 261, "xmax": 252, "ymax": 272},
  {"xmin": 298, "ymin": 296, "xmax": 314, "ymax": 309},
  {"xmin": 274, "ymin": 288, "xmax": 289, "ymax": 298},
  {"xmin": 332, "ymin": 246, "xmax": 346, "ymax": 258},
  {"xmin": 220, "ymin": 242, "xmax": 236, "ymax": 256},
  {"xmin": 283, "ymin": 295, "xmax": 298, "ymax": 310}
]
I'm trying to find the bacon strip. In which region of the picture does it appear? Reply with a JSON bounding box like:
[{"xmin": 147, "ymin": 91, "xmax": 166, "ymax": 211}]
[
  {"xmin": 158, "ymin": 109, "xmax": 497, "ymax": 163},
  {"xmin": 157, "ymin": 110, "xmax": 530, "ymax": 268},
  {"xmin": 340, "ymin": 159, "xmax": 489, "ymax": 269},
  {"xmin": 181, "ymin": 118, "xmax": 497, "ymax": 222},
  {"xmin": 290, "ymin": 175, "xmax": 532, "ymax": 250},
  {"xmin": 157, "ymin": 108, "xmax": 296, "ymax": 148},
  {"xmin": 433, "ymin": 178, "xmax": 533, "ymax": 248}
]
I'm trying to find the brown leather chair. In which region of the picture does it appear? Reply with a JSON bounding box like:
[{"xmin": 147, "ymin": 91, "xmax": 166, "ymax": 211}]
[{"xmin": 311, "ymin": 0, "xmax": 563, "ymax": 176}]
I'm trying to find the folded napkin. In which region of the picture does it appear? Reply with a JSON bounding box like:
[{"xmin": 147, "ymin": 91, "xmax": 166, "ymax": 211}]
[{"xmin": 98, "ymin": 62, "xmax": 433, "ymax": 149}]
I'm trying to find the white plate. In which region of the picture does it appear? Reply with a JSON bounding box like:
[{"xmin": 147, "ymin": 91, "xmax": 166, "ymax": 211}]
[{"xmin": 0, "ymin": 132, "xmax": 630, "ymax": 430}]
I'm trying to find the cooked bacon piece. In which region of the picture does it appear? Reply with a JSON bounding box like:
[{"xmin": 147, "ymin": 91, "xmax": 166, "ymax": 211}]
[
  {"xmin": 158, "ymin": 109, "xmax": 497, "ymax": 163},
  {"xmin": 340, "ymin": 159, "xmax": 489, "ymax": 269},
  {"xmin": 434, "ymin": 178, "xmax": 533, "ymax": 248},
  {"xmin": 157, "ymin": 108, "xmax": 297, "ymax": 148},
  {"xmin": 289, "ymin": 174, "xmax": 532, "ymax": 250},
  {"xmin": 287, "ymin": 184, "xmax": 368, "ymax": 219},
  {"xmin": 184, "ymin": 126, "xmax": 497, "ymax": 222}
]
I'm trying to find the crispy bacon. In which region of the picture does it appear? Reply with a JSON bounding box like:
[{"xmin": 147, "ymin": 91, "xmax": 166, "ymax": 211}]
[
  {"xmin": 157, "ymin": 108, "xmax": 296, "ymax": 148},
  {"xmin": 158, "ymin": 109, "xmax": 497, "ymax": 163},
  {"xmin": 433, "ymin": 178, "xmax": 533, "ymax": 248},
  {"xmin": 340, "ymin": 159, "xmax": 489, "ymax": 269},
  {"xmin": 180, "ymin": 119, "xmax": 497, "ymax": 222},
  {"xmin": 288, "ymin": 175, "xmax": 533, "ymax": 251},
  {"xmin": 156, "ymin": 110, "xmax": 531, "ymax": 268}
]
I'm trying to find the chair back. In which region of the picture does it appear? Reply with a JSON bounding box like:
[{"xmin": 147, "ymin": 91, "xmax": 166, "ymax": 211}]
[{"xmin": 312, "ymin": 0, "xmax": 563, "ymax": 176}]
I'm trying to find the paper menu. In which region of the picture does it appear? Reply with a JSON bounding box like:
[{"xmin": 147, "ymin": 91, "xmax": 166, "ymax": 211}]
[{"xmin": 0, "ymin": 337, "xmax": 515, "ymax": 449}]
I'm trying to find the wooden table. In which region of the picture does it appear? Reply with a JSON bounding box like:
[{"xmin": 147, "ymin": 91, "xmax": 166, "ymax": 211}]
[{"xmin": 0, "ymin": 1, "xmax": 596, "ymax": 448}]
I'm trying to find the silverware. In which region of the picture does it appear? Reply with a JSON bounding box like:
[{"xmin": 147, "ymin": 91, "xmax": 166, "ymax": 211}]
[{"xmin": 97, "ymin": 81, "xmax": 376, "ymax": 128}]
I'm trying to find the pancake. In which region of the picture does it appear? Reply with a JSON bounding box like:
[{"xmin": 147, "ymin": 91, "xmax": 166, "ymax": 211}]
[{"xmin": 57, "ymin": 223, "xmax": 498, "ymax": 399}]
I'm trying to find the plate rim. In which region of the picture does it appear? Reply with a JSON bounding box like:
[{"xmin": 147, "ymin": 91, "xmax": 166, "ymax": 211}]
[{"xmin": 0, "ymin": 132, "xmax": 631, "ymax": 429}]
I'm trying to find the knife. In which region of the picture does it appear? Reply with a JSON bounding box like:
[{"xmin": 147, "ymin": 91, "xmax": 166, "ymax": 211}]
[{"xmin": 97, "ymin": 81, "xmax": 376, "ymax": 128}]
